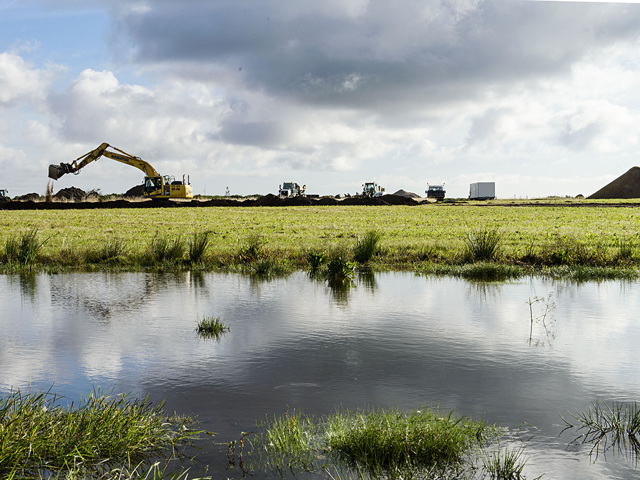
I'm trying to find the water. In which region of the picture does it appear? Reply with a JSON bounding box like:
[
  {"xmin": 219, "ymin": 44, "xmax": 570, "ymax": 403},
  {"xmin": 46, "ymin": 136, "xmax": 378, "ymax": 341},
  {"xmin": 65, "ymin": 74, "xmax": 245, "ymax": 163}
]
[{"xmin": 1, "ymin": 271, "xmax": 639, "ymax": 479}]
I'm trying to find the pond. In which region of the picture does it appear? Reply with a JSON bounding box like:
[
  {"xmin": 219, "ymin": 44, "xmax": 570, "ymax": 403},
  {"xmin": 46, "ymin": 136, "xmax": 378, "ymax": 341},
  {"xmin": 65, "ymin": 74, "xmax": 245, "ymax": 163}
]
[{"xmin": 0, "ymin": 271, "xmax": 639, "ymax": 479}]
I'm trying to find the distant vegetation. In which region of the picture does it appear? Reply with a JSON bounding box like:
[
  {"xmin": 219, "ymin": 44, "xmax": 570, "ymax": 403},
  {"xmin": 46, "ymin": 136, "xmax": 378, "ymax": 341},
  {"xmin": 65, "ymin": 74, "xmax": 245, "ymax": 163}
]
[{"xmin": 1, "ymin": 202, "xmax": 640, "ymax": 279}]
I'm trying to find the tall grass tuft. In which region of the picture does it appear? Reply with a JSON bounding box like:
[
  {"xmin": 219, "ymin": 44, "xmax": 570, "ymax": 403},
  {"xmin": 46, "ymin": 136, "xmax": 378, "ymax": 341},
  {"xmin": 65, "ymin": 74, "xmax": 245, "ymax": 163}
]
[
  {"xmin": 100, "ymin": 237, "xmax": 128, "ymax": 261},
  {"xmin": 464, "ymin": 227, "xmax": 503, "ymax": 262},
  {"xmin": 0, "ymin": 386, "xmax": 201, "ymax": 477},
  {"xmin": 353, "ymin": 230, "xmax": 383, "ymax": 263},
  {"xmin": 4, "ymin": 228, "xmax": 47, "ymax": 268},
  {"xmin": 188, "ymin": 231, "xmax": 211, "ymax": 263},
  {"xmin": 148, "ymin": 234, "xmax": 185, "ymax": 263}
]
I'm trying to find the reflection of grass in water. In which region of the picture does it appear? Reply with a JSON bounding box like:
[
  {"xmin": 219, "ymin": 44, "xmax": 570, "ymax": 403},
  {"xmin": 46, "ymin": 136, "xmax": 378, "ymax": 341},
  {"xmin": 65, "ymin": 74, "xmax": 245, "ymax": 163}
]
[
  {"xmin": 195, "ymin": 315, "xmax": 229, "ymax": 339},
  {"xmin": 0, "ymin": 386, "xmax": 204, "ymax": 479},
  {"xmin": 252, "ymin": 408, "xmax": 522, "ymax": 479},
  {"xmin": 562, "ymin": 402, "xmax": 640, "ymax": 461}
]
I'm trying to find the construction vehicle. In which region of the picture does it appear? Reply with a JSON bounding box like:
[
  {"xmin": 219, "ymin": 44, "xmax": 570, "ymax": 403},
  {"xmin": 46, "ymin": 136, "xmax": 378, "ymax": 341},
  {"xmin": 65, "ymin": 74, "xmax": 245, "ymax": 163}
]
[
  {"xmin": 48, "ymin": 143, "xmax": 193, "ymax": 199},
  {"xmin": 362, "ymin": 182, "xmax": 385, "ymax": 197},
  {"xmin": 426, "ymin": 183, "xmax": 446, "ymax": 201},
  {"xmin": 0, "ymin": 189, "xmax": 9, "ymax": 203},
  {"xmin": 278, "ymin": 182, "xmax": 306, "ymax": 197}
]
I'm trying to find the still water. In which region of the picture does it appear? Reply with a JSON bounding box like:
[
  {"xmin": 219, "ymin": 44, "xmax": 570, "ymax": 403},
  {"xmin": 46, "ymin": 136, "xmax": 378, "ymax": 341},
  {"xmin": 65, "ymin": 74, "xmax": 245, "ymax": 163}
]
[{"xmin": 0, "ymin": 271, "xmax": 639, "ymax": 479}]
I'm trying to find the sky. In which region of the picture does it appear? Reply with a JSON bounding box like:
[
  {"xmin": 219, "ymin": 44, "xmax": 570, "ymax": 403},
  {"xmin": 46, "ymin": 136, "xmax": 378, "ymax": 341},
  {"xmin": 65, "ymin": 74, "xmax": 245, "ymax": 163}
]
[{"xmin": 2, "ymin": 0, "xmax": 640, "ymax": 198}]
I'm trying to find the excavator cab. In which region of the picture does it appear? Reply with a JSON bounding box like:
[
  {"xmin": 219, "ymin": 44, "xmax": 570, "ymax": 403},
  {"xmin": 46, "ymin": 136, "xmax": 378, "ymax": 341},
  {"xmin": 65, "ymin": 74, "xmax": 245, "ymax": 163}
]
[{"xmin": 144, "ymin": 176, "xmax": 163, "ymax": 196}]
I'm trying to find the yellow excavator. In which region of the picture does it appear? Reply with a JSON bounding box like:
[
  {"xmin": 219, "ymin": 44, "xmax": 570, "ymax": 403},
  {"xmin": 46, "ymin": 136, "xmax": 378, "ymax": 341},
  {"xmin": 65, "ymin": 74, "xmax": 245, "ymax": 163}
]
[{"xmin": 48, "ymin": 143, "xmax": 193, "ymax": 199}]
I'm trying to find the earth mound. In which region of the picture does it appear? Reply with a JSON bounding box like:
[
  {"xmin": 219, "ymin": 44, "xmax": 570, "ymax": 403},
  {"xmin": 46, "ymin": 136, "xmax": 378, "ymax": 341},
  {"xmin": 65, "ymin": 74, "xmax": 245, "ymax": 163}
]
[
  {"xmin": 15, "ymin": 193, "xmax": 41, "ymax": 201},
  {"xmin": 54, "ymin": 186, "xmax": 87, "ymax": 201},
  {"xmin": 589, "ymin": 167, "xmax": 640, "ymax": 199},
  {"xmin": 125, "ymin": 184, "xmax": 144, "ymax": 197},
  {"xmin": 393, "ymin": 189, "xmax": 421, "ymax": 199}
]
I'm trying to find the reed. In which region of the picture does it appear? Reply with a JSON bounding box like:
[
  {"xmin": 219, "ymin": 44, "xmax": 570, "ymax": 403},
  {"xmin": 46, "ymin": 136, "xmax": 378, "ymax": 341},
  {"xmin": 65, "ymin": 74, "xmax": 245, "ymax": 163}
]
[{"xmin": 0, "ymin": 387, "xmax": 201, "ymax": 478}]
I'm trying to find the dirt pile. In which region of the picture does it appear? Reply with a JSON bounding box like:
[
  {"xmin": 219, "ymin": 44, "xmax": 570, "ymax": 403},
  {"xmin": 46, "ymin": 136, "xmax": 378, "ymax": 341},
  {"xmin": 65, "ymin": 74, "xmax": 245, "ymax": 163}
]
[
  {"xmin": 54, "ymin": 187, "xmax": 87, "ymax": 201},
  {"xmin": 393, "ymin": 189, "xmax": 422, "ymax": 199},
  {"xmin": 125, "ymin": 185, "xmax": 144, "ymax": 197},
  {"xmin": 589, "ymin": 167, "xmax": 640, "ymax": 199},
  {"xmin": 15, "ymin": 193, "xmax": 41, "ymax": 201}
]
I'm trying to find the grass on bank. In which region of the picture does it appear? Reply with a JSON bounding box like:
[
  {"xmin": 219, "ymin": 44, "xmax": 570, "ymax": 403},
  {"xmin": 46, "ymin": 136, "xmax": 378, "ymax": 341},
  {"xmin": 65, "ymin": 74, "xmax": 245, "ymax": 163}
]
[
  {"xmin": 1, "ymin": 205, "xmax": 640, "ymax": 279},
  {"xmin": 252, "ymin": 408, "xmax": 528, "ymax": 479},
  {"xmin": 0, "ymin": 387, "xmax": 206, "ymax": 479}
]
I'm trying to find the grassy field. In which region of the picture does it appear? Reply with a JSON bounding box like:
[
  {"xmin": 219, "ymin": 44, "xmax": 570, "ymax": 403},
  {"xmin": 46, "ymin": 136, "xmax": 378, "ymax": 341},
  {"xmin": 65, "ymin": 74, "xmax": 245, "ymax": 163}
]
[{"xmin": 1, "ymin": 202, "xmax": 640, "ymax": 276}]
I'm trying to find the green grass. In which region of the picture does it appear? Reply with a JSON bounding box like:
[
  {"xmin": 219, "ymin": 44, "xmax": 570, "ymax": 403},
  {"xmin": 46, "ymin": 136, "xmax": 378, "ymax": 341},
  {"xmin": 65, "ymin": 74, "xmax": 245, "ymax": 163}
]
[
  {"xmin": 0, "ymin": 387, "xmax": 204, "ymax": 479},
  {"xmin": 253, "ymin": 408, "xmax": 503, "ymax": 478},
  {"xmin": 1, "ymin": 203, "xmax": 640, "ymax": 278},
  {"xmin": 194, "ymin": 315, "xmax": 229, "ymax": 339},
  {"xmin": 562, "ymin": 401, "xmax": 640, "ymax": 460}
]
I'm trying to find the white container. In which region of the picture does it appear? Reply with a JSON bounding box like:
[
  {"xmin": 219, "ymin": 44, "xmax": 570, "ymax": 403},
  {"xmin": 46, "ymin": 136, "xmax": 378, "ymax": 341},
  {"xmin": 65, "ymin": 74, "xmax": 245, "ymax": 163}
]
[{"xmin": 469, "ymin": 182, "xmax": 495, "ymax": 200}]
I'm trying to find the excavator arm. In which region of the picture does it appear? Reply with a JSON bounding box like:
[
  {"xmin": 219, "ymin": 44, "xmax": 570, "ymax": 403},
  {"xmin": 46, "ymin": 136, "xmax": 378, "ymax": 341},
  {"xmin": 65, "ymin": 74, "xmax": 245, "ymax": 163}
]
[{"xmin": 48, "ymin": 143, "xmax": 161, "ymax": 180}]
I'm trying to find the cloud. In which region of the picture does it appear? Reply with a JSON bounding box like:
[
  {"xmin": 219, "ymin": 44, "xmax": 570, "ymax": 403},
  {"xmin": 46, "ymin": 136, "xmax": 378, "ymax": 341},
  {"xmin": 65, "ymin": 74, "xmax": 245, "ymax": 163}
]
[
  {"xmin": 108, "ymin": 0, "xmax": 640, "ymax": 113},
  {"xmin": 0, "ymin": 52, "xmax": 52, "ymax": 106}
]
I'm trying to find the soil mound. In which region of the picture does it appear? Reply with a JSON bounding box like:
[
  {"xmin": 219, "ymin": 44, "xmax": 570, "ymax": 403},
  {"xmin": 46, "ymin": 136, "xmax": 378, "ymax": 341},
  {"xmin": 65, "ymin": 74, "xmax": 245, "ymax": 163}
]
[
  {"xmin": 125, "ymin": 184, "xmax": 144, "ymax": 197},
  {"xmin": 589, "ymin": 167, "xmax": 640, "ymax": 199},
  {"xmin": 393, "ymin": 189, "xmax": 421, "ymax": 199},
  {"xmin": 54, "ymin": 187, "xmax": 87, "ymax": 201},
  {"xmin": 15, "ymin": 193, "xmax": 41, "ymax": 202},
  {"xmin": 316, "ymin": 196, "xmax": 339, "ymax": 206}
]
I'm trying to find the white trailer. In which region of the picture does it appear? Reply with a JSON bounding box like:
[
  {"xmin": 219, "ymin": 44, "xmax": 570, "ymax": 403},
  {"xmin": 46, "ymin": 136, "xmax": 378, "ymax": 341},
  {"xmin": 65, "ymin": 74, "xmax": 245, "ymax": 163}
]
[{"xmin": 469, "ymin": 182, "xmax": 495, "ymax": 200}]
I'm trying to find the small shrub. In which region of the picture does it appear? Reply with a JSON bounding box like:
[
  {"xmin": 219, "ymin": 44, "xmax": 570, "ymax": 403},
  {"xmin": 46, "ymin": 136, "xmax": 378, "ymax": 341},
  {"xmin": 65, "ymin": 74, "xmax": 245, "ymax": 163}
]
[
  {"xmin": 188, "ymin": 231, "xmax": 211, "ymax": 263},
  {"xmin": 306, "ymin": 250, "xmax": 326, "ymax": 271},
  {"xmin": 464, "ymin": 227, "xmax": 503, "ymax": 262},
  {"xmin": 239, "ymin": 233, "xmax": 264, "ymax": 263},
  {"xmin": 353, "ymin": 230, "xmax": 382, "ymax": 263},
  {"xmin": 324, "ymin": 255, "xmax": 357, "ymax": 281}
]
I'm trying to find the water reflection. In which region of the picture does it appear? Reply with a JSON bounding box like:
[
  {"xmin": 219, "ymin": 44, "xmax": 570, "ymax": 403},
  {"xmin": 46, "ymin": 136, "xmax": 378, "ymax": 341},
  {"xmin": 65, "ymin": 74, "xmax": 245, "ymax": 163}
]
[{"xmin": 0, "ymin": 272, "xmax": 639, "ymax": 479}]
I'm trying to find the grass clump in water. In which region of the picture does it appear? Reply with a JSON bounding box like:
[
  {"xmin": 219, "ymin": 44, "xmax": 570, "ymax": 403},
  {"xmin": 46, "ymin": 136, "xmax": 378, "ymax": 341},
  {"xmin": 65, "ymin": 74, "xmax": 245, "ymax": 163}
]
[
  {"xmin": 324, "ymin": 408, "xmax": 494, "ymax": 475},
  {"xmin": 254, "ymin": 408, "xmax": 501, "ymax": 478},
  {"xmin": 353, "ymin": 229, "xmax": 383, "ymax": 263},
  {"xmin": 195, "ymin": 315, "xmax": 230, "ymax": 339},
  {"xmin": 562, "ymin": 401, "xmax": 640, "ymax": 460},
  {"xmin": 0, "ymin": 387, "xmax": 202, "ymax": 478}
]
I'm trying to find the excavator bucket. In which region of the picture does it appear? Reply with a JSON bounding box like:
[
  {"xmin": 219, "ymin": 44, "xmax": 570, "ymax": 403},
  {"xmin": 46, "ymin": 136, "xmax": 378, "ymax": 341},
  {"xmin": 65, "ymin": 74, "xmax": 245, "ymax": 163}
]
[{"xmin": 48, "ymin": 164, "xmax": 66, "ymax": 180}]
